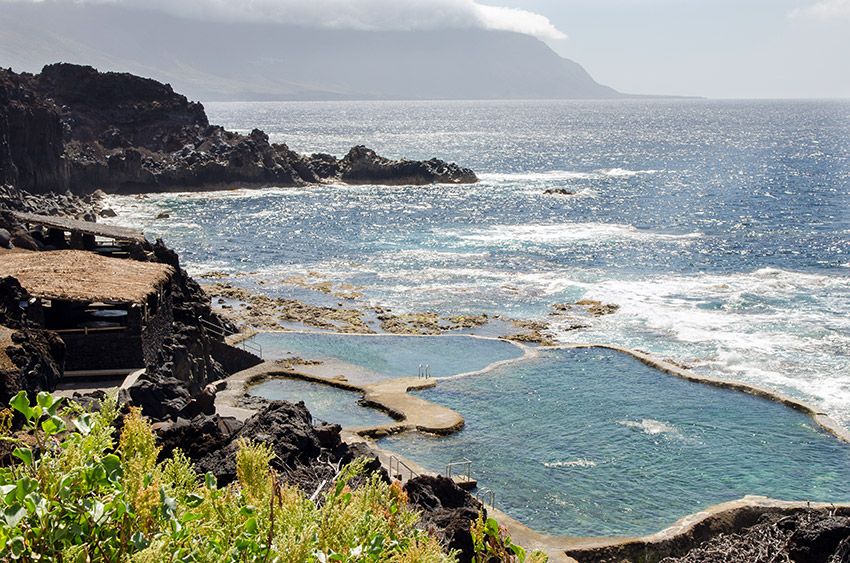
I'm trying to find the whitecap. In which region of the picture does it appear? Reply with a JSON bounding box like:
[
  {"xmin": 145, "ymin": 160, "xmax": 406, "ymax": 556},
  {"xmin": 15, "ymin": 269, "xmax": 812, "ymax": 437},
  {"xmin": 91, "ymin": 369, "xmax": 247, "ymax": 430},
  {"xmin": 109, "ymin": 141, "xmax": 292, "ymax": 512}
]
[
  {"xmin": 563, "ymin": 268, "xmax": 850, "ymax": 426},
  {"xmin": 596, "ymin": 168, "xmax": 660, "ymax": 178},
  {"xmin": 478, "ymin": 168, "xmax": 660, "ymax": 182},
  {"xmin": 543, "ymin": 459, "xmax": 597, "ymax": 468},
  {"xmin": 441, "ymin": 223, "xmax": 701, "ymax": 245},
  {"xmin": 618, "ymin": 419, "xmax": 681, "ymax": 436}
]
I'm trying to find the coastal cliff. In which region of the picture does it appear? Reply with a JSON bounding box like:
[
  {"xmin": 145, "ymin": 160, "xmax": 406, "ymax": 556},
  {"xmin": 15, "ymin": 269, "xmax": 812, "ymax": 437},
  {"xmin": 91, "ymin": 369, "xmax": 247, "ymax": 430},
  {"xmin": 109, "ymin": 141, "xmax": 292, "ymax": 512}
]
[{"xmin": 0, "ymin": 64, "xmax": 477, "ymax": 195}]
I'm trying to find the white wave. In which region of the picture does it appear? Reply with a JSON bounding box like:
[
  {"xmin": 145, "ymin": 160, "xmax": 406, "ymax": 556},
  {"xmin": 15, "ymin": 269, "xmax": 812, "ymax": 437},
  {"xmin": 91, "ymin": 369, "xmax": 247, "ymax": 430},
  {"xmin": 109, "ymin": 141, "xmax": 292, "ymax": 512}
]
[
  {"xmin": 543, "ymin": 459, "xmax": 597, "ymax": 468},
  {"xmin": 618, "ymin": 419, "xmax": 681, "ymax": 436},
  {"xmin": 479, "ymin": 171, "xmax": 596, "ymax": 182},
  {"xmin": 442, "ymin": 223, "xmax": 701, "ymax": 245},
  {"xmin": 392, "ymin": 249, "xmax": 491, "ymax": 261},
  {"xmin": 562, "ymin": 268, "xmax": 850, "ymax": 425},
  {"xmin": 478, "ymin": 168, "xmax": 660, "ymax": 182},
  {"xmin": 598, "ymin": 168, "xmax": 659, "ymax": 178}
]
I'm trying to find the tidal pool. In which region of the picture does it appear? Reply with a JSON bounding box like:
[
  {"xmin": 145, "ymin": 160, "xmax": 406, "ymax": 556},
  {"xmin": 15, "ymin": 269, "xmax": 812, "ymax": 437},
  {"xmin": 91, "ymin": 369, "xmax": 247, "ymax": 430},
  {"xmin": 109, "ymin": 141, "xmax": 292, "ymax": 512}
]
[
  {"xmin": 246, "ymin": 332, "xmax": 524, "ymax": 383},
  {"xmin": 249, "ymin": 377, "xmax": 393, "ymax": 428},
  {"xmin": 380, "ymin": 347, "xmax": 850, "ymax": 537}
]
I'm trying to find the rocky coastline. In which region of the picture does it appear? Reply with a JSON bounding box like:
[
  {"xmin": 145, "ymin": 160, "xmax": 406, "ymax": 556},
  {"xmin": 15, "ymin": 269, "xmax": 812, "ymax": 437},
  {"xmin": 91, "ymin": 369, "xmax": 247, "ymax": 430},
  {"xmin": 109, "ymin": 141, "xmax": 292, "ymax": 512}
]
[
  {"xmin": 1, "ymin": 63, "xmax": 478, "ymax": 195},
  {"xmin": 2, "ymin": 62, "xmax": 850, "ymax": 562},
  {"xmin": 0, "ymin": 184, "xmax": 496, "ymax": 561}
]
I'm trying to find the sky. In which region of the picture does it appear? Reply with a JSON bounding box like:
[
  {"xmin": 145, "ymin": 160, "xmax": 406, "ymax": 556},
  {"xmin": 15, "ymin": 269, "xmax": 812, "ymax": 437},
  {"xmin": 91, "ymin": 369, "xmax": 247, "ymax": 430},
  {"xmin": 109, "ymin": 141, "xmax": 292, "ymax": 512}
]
[
  {"xmin": 6, "ymin": 0, "xmax": 850, "ymax": 98},
  {"xmin": 502, "ymin": 0, "xmax": 850, "ymax": 98}
]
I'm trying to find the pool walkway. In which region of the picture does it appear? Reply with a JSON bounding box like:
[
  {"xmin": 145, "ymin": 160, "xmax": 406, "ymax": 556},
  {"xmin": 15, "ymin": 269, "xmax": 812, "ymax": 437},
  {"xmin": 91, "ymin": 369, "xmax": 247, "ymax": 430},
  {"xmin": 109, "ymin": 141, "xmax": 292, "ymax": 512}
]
[
  {"xmin": 215, "ymin": 360, "xmax": 465, "ymax": 435},
  {"xmin": 216, "ymin": 338, "xmax": 850, "ymax": 563}
]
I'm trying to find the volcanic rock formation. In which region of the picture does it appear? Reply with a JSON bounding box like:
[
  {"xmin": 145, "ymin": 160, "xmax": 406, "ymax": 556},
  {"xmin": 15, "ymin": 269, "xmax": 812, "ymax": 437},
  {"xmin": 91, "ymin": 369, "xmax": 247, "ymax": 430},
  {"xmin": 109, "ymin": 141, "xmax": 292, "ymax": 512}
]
[{"xmin": 0, "ymin": 64, "xmax": 477, "ymax": 195}]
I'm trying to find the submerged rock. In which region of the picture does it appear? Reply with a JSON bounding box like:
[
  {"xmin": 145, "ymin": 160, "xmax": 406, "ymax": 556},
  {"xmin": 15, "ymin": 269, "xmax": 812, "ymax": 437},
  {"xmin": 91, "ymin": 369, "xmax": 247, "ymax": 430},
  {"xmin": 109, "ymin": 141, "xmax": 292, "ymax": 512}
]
[{"xmin": 543, "ymin": 188, "xmax": 576, "ymax": 196}]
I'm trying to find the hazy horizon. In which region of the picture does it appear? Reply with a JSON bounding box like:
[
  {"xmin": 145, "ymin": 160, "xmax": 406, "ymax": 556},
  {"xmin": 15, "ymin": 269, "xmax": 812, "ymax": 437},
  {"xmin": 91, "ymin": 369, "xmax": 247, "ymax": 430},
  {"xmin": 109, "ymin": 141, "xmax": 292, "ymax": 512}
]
[{"xmin": 1, "ymin": 0, "xmax": 849, "ymax": 100}]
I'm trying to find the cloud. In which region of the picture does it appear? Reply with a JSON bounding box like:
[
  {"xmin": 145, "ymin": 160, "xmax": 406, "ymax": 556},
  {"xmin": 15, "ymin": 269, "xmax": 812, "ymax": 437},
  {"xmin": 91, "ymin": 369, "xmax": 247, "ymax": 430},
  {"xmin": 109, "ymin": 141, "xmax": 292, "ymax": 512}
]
[
  {"xmin": 12, "ymin": 0, "xmax": 567, "ymax": 40},
  {"xmin": 789, "ymin": 0, "xmax": 850, "ymax": 21}
]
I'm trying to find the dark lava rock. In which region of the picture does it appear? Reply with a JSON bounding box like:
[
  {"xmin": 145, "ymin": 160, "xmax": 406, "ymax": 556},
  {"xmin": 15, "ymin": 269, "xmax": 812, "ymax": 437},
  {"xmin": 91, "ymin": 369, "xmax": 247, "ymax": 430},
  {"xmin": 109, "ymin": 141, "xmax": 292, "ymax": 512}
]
[
  {"xmin": 118, "ymin": 374, "xmax": 193, "ymax": 421},
  {"xmin": 1, "ymin": 64, "xmax": 477, "ymax": 195},
  {"xmin": 155, "ymin": 413, "xmax": 244, "ymax": 462},
  {"xmin": 404, "ymin": 475, "xmax": 484, "ymax": 561},
  {"xmin": 190, "ymin": 401, "xmax": 386, "ymax": 493},
  {"xmin": 339, "ymin": 145, "xmax": 478, "ymax": 186},
  {"xmin": 654, "ymin": 509, "xmax": 850, "ymax": 563},
  {"xmin": 785, "ymin": 513, "xmax": 850, "ymax": 563},
  {"xmin": 69, "ymin": 390, "xmax": 108, "ymax": 412},
  {"xmin": 0, "ymin": 277, "xmax": 64, "ymax": 405},
  {"xmin": 544, "ymin": 188, "xmax": 576, "ymax": 196}
]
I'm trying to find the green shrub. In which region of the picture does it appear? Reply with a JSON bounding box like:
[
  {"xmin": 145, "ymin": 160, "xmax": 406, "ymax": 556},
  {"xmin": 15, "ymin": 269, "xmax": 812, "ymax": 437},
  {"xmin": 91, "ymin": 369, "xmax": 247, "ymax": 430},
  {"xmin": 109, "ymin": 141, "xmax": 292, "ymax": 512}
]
[{"xmin": 0, "ymin": 392, "xmax": 542, "ymax": 562}]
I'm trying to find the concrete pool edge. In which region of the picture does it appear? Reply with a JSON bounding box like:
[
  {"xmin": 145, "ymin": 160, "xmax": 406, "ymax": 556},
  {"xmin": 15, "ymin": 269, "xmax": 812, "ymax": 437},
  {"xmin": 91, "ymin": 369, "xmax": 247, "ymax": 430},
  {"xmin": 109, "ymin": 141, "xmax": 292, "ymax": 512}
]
[
  {"xmin": 551, "ymin": 343, "xmax": 850, "ymax": 444},
  {"xmin": 240, "ymin": 330, "xmax": 850, "ymax": 444},
  {"xmin": 562, "ymin": 497, "xmax": 850, "ymax": 562},
  {"xmin": 241, "ymin": 329, "xmax": 535, "ymax": 380},
  {"xmin": 216, "ymin": 360, "xmax": 465, "ymax": 436},
  {"xmin": 216, "ymin": 339, "xmax": 850, "ymax": 561}
]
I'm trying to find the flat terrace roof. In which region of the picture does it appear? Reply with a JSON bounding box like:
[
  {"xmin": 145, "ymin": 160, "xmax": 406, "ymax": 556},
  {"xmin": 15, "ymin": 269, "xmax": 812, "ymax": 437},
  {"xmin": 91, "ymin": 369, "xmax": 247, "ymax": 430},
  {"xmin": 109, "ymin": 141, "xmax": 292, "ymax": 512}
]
[
  {"xmin": 0, "ymin": 249, "xmax": 174, "ymax": 304},
  {"xmin": 11, "ymin": 212, "xmax": 147, "ymax": 244}
]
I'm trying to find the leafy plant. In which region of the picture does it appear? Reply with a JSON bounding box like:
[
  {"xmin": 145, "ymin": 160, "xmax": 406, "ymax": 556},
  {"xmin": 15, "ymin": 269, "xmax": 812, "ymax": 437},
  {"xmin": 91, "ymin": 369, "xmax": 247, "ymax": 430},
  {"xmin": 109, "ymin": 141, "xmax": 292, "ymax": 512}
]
[
  {"xmin": 0, "ymin": 392, "xmax": 460, "ymax": 561},
  {"xmin": 471, "ymin": 514, "xmax": 549, "ymax": 563},
  {"xmin": 0, "ymin": 391, "xmax": 541, "ymax": 562}
]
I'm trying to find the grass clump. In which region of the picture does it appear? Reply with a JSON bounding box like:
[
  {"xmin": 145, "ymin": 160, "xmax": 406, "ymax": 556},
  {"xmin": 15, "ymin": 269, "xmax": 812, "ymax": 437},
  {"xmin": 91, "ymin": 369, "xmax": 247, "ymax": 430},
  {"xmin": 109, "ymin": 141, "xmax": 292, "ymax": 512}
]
[{"xmin": 0, "ymin": 391, "xmax": 545, "ymax": 562}]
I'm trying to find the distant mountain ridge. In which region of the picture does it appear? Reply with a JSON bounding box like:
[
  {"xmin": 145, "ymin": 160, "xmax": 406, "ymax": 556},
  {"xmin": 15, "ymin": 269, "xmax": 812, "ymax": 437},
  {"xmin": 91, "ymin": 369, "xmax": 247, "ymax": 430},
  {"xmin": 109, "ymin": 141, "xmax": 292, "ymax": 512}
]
[{"xmin": 0, "ymin": 2, "xmax": 621, "ymax": 101}]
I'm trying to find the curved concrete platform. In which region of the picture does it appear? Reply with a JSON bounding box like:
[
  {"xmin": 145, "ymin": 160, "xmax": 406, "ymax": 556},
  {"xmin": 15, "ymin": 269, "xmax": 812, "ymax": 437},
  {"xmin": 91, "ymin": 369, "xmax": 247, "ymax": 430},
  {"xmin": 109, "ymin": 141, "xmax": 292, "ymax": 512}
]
[
  {"xmin": 563, "ymin": 497, "xmax": 850, "ymax": 562},
  {"xmin": 217, "ymin": 333, "xmax": 850, "ymax": 562},
  {"xmin": 553, "ymin": 343, "xmax": 850, "ymax": 444},
  {"xmin": 216, "ymin": 361, "xmax": 465, "ymax": 437}
]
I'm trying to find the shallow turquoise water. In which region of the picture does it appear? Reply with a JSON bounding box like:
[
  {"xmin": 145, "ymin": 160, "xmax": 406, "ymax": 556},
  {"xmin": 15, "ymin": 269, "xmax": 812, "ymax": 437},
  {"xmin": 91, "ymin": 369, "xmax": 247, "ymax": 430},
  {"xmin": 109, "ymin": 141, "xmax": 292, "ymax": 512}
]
[
  {"xmin": 249, "ymin": 377, "xmax": 393, "ymax": 428},
  {"xmin": 381, "ymin": 348, "xmax": 850, "ymax": 537},
  {"xmin": 247, "ymin": 332, "xmax": 524, "ymax": 379}
]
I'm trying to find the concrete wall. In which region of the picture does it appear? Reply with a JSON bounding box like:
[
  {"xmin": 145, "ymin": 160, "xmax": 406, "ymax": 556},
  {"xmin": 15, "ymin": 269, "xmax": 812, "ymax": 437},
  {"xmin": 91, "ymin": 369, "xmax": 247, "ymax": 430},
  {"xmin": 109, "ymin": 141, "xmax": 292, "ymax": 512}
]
[
  {"xmin": 211, "ymin": 340, "xmax": 263, "ymax": 375},
  {"xmin": 61, "ymin": 330, "xmax": 145, "ymax": 371},
  {"xmin": 61, "ymin": 282, "xmax": 176, "ymax": 372},
  {"xmin": 141, "ymin": 291, "xmax": 174, "ymax": 366}
]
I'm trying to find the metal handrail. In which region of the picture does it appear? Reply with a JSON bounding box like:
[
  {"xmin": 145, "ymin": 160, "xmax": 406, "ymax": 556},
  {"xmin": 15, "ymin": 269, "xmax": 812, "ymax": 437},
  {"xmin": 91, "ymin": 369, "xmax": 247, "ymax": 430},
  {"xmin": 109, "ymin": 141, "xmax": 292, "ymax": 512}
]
[
  {"xmin": 241, "ymin": 339, "xmax": 263, "ymax": 358},
  {"xmin": 389, "ymin": 455, "xmax": 419, "ymax": 482},
  {"xmin": 199, "ymin": 317, "xmax": 263, "ymax": 359},
  {"xmin": 53, "ymin": 326, "xmax": 127, "ymax": 335},
  {"xmin": 476, "ymin": 488, "xmax": 496, "ymax": 508},
  {"xmin": 446, "ymin": 459, "xmax": 473, "ymax": 482},
  {"xmin": 199, "ymin": 317, "xmax": 231, "ymax": 338}
]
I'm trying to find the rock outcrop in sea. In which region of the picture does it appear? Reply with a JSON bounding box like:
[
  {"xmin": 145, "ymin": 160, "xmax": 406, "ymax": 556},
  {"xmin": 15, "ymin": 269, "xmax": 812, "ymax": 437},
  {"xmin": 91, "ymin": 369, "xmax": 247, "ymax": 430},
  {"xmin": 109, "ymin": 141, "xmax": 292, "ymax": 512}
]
[{"xmin": 0, "ymin": 64, "xmax": 477, "ymax": 194}]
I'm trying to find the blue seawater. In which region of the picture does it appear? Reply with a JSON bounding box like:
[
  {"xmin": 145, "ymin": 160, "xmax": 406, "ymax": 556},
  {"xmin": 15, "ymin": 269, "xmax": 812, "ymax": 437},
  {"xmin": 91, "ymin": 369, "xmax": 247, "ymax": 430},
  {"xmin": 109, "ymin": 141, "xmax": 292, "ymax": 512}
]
[
  {"xmin": 249, "ymin": 377, "xmax": 392, "ymax": 429},
  {"xmin": 106, "ymin": 100, "xmax": 850, "ymax": 425},
  {"xmin": 381, "ymin": 347, "xmax": 850, "ymax": 537},
  {"xmin": 248, "ymin": 332, "xmax": 524, "ymax": 380}
]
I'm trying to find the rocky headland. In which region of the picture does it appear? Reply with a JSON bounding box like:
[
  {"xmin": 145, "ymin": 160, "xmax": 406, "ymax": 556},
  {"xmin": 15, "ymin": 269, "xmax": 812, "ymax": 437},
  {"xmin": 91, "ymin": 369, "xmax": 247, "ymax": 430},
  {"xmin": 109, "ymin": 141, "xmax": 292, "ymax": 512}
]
[
  {"xmin": 0, "ymin": 185, "xmax": 495, "ymax": 561},
  {"xmin": 0, "ymin": 63, "xmax": 477, "ymax": 195},
  {"xmin": 2, "ymin": 62, "xmax": 849, "ymax": 562}
]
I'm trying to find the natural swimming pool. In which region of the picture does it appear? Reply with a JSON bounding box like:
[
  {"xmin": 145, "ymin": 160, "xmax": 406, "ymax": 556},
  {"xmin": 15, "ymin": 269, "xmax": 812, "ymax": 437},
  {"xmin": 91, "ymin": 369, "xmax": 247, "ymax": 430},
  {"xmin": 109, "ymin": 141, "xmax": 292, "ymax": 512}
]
[
  {"xmin": 249, "ymin": 377, "xmax": 394, "ymax": 428},
  {"xmin": 245, "ymin": 332, "xmax": 525, "ymax": 383},
  {"xmin": 380, "ymin": 347, "xmax": 850, "ymax": 537}
]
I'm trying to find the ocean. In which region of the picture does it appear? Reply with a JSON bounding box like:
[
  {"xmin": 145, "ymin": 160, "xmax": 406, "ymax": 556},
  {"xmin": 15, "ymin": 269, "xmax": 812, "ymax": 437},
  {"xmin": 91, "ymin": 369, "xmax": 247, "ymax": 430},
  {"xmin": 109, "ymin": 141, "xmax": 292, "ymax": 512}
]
[{"xmin": 106, "ymin": 99, "xmax": 850, "ymax": 426}]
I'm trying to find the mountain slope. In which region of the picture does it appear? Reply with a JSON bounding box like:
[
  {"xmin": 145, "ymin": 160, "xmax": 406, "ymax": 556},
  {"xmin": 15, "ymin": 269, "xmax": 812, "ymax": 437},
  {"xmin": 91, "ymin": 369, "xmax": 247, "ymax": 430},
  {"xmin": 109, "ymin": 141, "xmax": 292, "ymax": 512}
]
[{"xmin": 0, "ymin": 2, "xmax": 620, "ymax": 101}]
